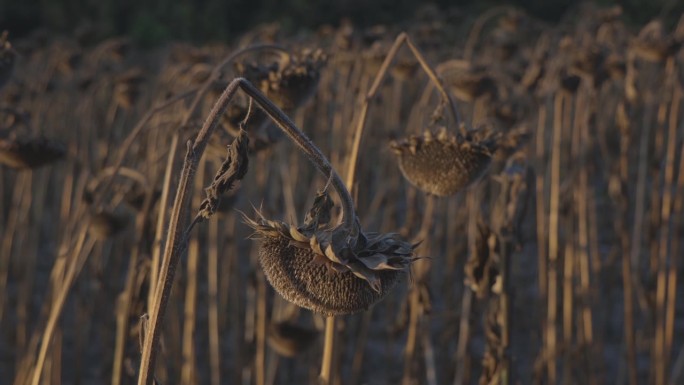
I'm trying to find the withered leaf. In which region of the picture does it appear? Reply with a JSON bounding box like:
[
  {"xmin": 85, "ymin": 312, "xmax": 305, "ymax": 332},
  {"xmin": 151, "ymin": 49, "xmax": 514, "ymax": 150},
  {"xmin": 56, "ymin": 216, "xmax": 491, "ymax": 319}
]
[{"xmin": 198, "ymin": 129, "xmax": 249, "ymax": 219}]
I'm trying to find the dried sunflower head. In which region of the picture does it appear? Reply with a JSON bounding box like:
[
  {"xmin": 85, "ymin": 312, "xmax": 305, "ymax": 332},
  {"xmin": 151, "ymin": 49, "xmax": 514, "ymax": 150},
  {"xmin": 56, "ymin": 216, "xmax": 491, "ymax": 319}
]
[
  {"xmin": 235, "ymin": 48, "xmax": 327, "ymax": 111},
  {"xmin": 390, "ymin": 127, "xmax": 495, "ymax": 196},
  {"xmin": 224, "ymin": 49, "xmax": 326, "ymax": 147},
  {"xmin": 0, "ymin": 135, "xmax": 66, "ymax": 169},
  {"xmin": 244, "ymin": 190, "xmax": 417, "ymax": 316}
]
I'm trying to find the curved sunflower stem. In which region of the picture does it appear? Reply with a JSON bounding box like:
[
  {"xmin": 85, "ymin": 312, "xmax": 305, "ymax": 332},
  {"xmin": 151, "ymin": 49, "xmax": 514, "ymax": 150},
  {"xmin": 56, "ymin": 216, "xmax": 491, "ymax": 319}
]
[
  {"xmin": 348, "ymin": 33, "xmax": 462, "ymax": 186},
  {"xmin": 137, "ymin": 77, "xmax": 356, "ymax": 384},
  {"xmin": 237, "ymin": 79, "xmax": 358, "ymax": 235}
]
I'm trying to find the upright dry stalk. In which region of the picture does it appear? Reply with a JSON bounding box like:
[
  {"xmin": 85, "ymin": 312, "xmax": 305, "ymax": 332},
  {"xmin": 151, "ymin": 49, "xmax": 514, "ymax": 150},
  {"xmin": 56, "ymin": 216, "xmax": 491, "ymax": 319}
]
[
  {"xmin": 546, "ymin": 91, "xmax": 564, "ymax": 384},
  {"xmin": 148, "ymin": 132, "xmax": 180, "ymax": 311},
  {"xmin": 112, "ymin": 184, "xmax": 156, "ymax": 385},
  {"xmin": 654, "ymin": 77, "xmax": 680, "ymax": 385},
  {"xmin": 137, "ymin": 80, "xmax": 248, "ymax": 385},
  {"xmin": 452, "ymin": 190, "xmax": 479, "ymax": 385},
  {"xmin": 534, "ymin": 104, "xmax": 548, "ymax": 301},
  {"xmin": 614, "ymin": 101, "xmax": 639, "ymax": 385},
  {"xmin": 180, "ymin": 157, "xmax": 206, "ymax": 385},
  {"xmin": 15, "ymin": 171, "xmax": 35, "ymax": 358},
  {"xmin": 207, "ymin": 204, "xmax": 221, "ymax": 385},
  {"xmin": 31, "ymin": 230, "xmax": 96, "ymax": 385},
  {"xmin": 667, "ymin": 109, "xmax": 684, "ymax": 385},
  {"xmin": 255, "ymin": 270, "xmax": 267, "ymax": 385},
  {"xmin": 402, "ymin": 197, "xmax": 435, "ymax": 385},
  {"xmin": 576, "ymin": 89, "xmax": 596, "ymax": 385},
  {"xmin": 628, "ymin": 98, "xmax": 655, "ymax": 385},
  {"xmin": 0, "ymin": 172, "xmax": 30, "ymax": 323}
]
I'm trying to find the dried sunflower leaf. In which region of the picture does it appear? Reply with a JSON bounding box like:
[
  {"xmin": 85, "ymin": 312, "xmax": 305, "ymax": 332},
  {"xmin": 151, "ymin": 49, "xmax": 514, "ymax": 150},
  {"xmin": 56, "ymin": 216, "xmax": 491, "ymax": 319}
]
[
  {"xmin": 198, "ymin": 130, "xmax": 249, "ymax": 219},
  {"xmin": 357, "ymin": 254, "xmax": 404, "ymax": 270}
]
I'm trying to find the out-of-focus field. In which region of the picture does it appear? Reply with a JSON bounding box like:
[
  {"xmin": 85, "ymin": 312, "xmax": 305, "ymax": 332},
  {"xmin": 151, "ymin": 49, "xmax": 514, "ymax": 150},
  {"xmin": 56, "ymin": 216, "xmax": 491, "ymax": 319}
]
[{"xmin": 1, "ymin": 4, "xmax": 683, "ymax": 385}]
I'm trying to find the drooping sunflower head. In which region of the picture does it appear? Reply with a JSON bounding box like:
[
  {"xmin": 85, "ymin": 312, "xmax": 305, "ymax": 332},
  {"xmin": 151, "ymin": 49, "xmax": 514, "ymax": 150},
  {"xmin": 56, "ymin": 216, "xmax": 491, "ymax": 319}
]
[
  {"xmin": 244, "ymin": 190, "xmax": 417, "ymax": 316},
  {"xmin": 390, "ymin": 127, "xmax": 495, "ymax": 196}
]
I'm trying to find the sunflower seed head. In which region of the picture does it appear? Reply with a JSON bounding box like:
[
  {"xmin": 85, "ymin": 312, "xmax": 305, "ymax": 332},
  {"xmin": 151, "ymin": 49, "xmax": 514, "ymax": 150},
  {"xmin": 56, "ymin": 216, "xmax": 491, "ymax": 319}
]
[
  {"xmin": 390, "ymin": 127, "xmax": 493, "ymax": 196},
  {"xmin": 244, "ymin": 194, "xmax": 417, "ymax": 316},
  {"xmin": 0, "ymin": 135, "xmax": 66, "ymax": 169}
]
